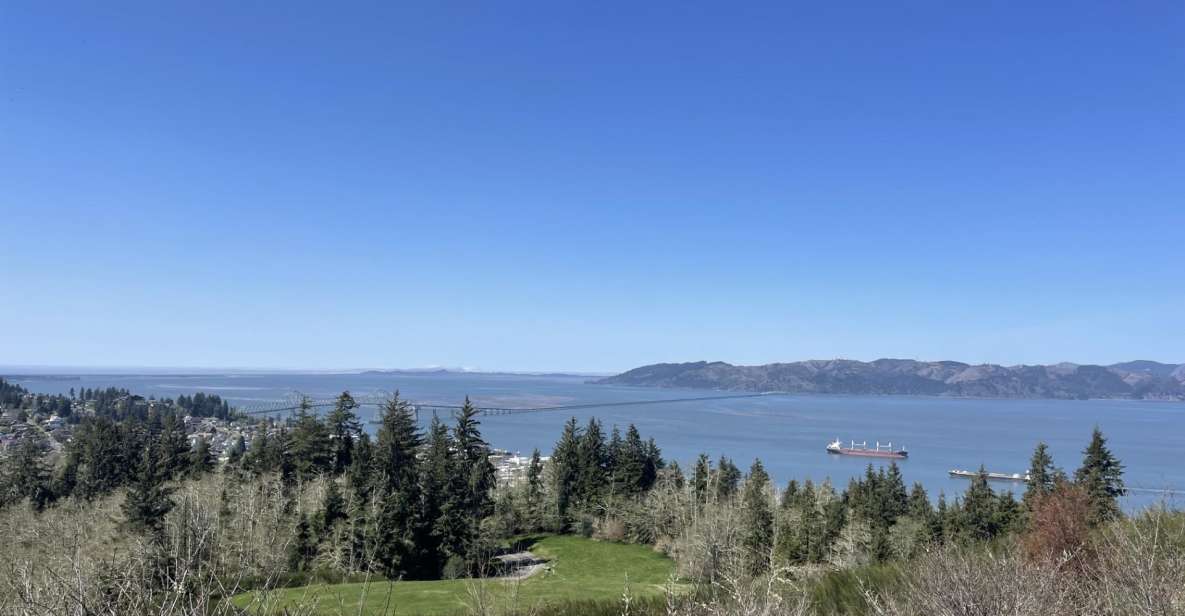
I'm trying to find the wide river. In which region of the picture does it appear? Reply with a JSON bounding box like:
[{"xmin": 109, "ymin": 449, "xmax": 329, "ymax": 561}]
[{"xmin": 14, "ymin": 371, "xmax": 1184, "ymax": 510}]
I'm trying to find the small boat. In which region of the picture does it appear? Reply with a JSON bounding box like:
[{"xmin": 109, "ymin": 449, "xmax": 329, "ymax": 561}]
[
  {"xmin": 948, "ymin": 469, "xmax": 1030, "ymax": 482},
  {"xmin": 826, "ymin": 439, "xmax": 908, "ymax": 459}
]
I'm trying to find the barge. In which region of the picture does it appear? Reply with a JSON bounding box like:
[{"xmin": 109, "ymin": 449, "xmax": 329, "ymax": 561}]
[{"xmin": 948, "ymin": 469, "xmax": 1030, "ymax": 482}]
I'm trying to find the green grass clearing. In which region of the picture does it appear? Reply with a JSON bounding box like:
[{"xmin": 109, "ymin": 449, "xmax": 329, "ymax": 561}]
[{"xmin": 232, "ymin": 535, "xmax": 679, "ymax": 615}]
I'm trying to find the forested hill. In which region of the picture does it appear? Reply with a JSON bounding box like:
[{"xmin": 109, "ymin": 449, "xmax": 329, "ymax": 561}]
[{"xmin": 596, "ymin": 359, "xmax": 1185, "ymax": 400}]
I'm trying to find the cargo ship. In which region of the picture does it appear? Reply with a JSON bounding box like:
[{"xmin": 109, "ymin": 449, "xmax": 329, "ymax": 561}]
[
  {"xmin": 948, "ymin": 469, "xmax": 1030, "ymax": 482},
  {"xmin": 826, "ymin": 439, "xmax": 908, "ymax": 459}
]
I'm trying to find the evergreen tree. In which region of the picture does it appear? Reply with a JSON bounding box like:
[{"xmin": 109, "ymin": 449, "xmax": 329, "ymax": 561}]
[
  {"xmin": 664, "ymin": 459, "xmax": 685, "ymax": 490},
  {"xmin": 1074, "ymin": 427, "xmax": 1125, "ymax": 525},
  {"xmin": 347, "ymin": 433, "xmax": 375, "ymax": 503},
  {"xmin": 780, "ymin": 479, "xmax": 800, "ymax": 510},
  {"xmin": 643, "ymin": 437, "xmax": 663, "ymax": 491},
  {"xmin": 453, "ymin": 398, "xmax": 495, "ymax": 517},
  {"xmin": 188, "ymin": 436, "xmax": 215, "ymax": 477},
  {"xmin": 326, "ymin": 391, "xmax": 361, "ymax": 474},
  {"xmin": 421, "ymin": 416, "xmax": 454, "ymax": 576},
  {"xmin": 959, "ymin": 467, "xmax": 999, "ymax": 542},
  {"xmin": 606, "ymin": 426, "xmax": 624, "ymax": 494},
  {"xmin": 1024, "ymin": 441, "xmax": 1058, "ymax": 508},
  {"xmin": 615, "ymin": 424, "xmax": 648, "ymax": 497},
  {"xmin": 71, "ymin": 416, "xmax": 126, "ymax": 499},
  {"xmin": 225, "ymin": 435, "xmax": 246, "ymax": 468},
  {"xmin": 692, "ymin": 454, "xmax": 711, "ymax": 504},
  {"xmin": 438, "ymin": 398, "xmax": 495, "ymax": 574},
  {"xmin": 345, "ymin": 431, "xmax": 375, "ymax": 571},
  {"xmin": 820, "ymin": 491, "xmax": 846, "ymax": 562},
  {"xmin": 157, "ymin": 413, "xmax": 191, "ymax": 479},
  {"xmin": 575, "ymin": 417, "xmax": 608, "ymax": 506},
  {"xmin": 287, "ymin": 397, "xmax": 332, "ymax": 480},
  {"xmin": 371, "ymin": 393, "xmax": 423, "ymax": 578},
  {"xmin": 880, "ymin": 462, "xmax": 909, "ymax": 524},
  {"xmin": 122, "ymin": 443, "xmax": 175, "ymax": 536},
  {"xmin": 318, "ymin": 478, "xmax": 347, "ymax": 538},
  {"xmin": 287, "ymin": 514, "xmax": 316, "ymax": 571},
  {"xmin": 4, "ymin": 440, "xmax": 54, "ymax": 511},
  {"xmin": 715, "ymin": 456, "xmax": 741, "ymax": 501},
  {"xmin": 907, "ymin": 482, "xmax": 933, "ymax": 521},
  {"xmin": 525, "ymin": 448, "xmax": 545, "ymax": 531},
  {"xmin": 740, "ymin": 459, "xmax": 774, "ymax": 575},
  {"xmin": 551, "ymin": 417, "xmax": 582, "ymax": 523}
]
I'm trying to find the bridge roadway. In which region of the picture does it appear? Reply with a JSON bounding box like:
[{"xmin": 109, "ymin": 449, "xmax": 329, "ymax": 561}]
[{"xmin": 236, "ymin": 391, "xmax": 781, "ymax": 421}]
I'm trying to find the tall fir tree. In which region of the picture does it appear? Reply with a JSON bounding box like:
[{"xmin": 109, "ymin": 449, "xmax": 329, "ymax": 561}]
[
  {"xmin": 715, "ymin": 456, "xmax": 741, "ymax": 501},
  {"xmin": 575, "ymin": 417, "xmax": 608, "ymax": 506},
  {"xmin": 122, "ymin": 442, "xmax": 175, "ymax": 536},
  {"xmin": 158, "ymin": 413, "xmax": 191, "ymax": 479},
  {"xmin": 326, "ymin": 391, "xmax": 362, "ymax": 475},
  {"xmin": 421, "ymin": 415, "xmax": 455, "ymax": 576},
  {"xmin": 615, "ymin": 424, "xmax": 648, "ymax": 497},
  {"xmin": 740, "ymin": 459, "xmax": 774, "ymax": 575},
  {"xmin": 692, "ymin": 454, "xmax": 711, "ymax": 505},
  {"xmin": 317, "ymin": 478, "xmax": 346, "ymax": 539},
  {"xmin": 188, "ymin": 436, "xmax": 215, "ymax": 477},
  {"xmin": 437, "ymin": 398, "xmax": 495, "ymax": 574},
  {"xmin": 551, "ymin": 417, "xmax": 582, "ymax": 524},
  {"xmin": 453, "ymin": 398, "xmax": 495, "ymax": 518},
  {"xmin": 525, "ymin": 448, "xmax": 545, "ymax": 532},
  {"xmin": 959, "ymin": 467, "xmax": 999, "ymax": 542},
  {"xmin": 1024, "ymin": 441, "xmax": 1058, "ymax": 509},
  {"xmin": 287, "ymin": 513, "xmax": 316, "ymax": 571},
  {"xmin": 371, "ymin": 393, "xmax": 423, "ymax": 578},
  {"xmin": 4, "ymin": 439, "xmax": 54, "ymax": 511},
  {"xmin": 1074, "ymin": 427, "xmax": 1125, "ymax": 525},
  {"xmin": 287, "ymin": 396, "xmax": 332, "ymax": 481}
]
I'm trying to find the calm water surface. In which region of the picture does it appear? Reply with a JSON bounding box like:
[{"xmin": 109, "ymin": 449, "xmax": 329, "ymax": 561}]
[{"xmin": 15, "ymin": 372, "xmax": 1184, "ymax": 510}]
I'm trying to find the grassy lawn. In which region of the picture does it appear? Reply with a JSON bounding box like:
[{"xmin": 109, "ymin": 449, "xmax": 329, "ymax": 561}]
[{"xmin": 231, "ymin": 535, "xmax": 678, "ymax": 615}]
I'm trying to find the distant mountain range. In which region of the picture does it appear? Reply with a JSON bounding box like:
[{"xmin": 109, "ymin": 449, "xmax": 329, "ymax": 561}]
[
  {"xmin": 596, "ymin": 359, "xmax": 1185, "ymax": 400},
  {"xmin": 361, "ymin": 368, "xmax": 605, "ymax": 378}
]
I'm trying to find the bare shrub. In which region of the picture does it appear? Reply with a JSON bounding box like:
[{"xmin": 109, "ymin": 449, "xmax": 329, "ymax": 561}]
[
  {"xmin": 1022, "ymin": 482, "xmax": 1094, "ymax": 572},
  {"xmin": 1088, "ymin": 507, "xmax": 1185, "ymax": 616},
  {"xmin": 594, "ymin": 516, "xmax": 627, "ymax": 542},
  {"xmin": 863, "ymin": 544, "xmax": 1078, "ymax": 616}
]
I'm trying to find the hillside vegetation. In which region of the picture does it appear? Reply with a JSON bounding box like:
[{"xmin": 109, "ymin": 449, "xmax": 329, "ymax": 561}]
[
  {"xmin": 598, "ymin": 358, "xmax": 1185, "ymax": 399},
  {"xmin": 2, "ymin": 383, "xmax": 1182, "ymax": 615}
]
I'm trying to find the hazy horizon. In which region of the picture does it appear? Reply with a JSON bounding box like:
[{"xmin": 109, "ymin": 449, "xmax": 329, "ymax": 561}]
[{"xmin": 2, "ymin": 355, "xmax": 1181, "ymax": 377}]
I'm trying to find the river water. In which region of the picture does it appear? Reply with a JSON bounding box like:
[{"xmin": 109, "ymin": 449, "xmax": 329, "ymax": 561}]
[{"xmin": 13, "ymin": 371, "xmax": 1184, "ymax": 510}]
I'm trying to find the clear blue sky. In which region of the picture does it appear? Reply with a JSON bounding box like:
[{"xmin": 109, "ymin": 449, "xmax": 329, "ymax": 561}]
[{"xmin": 2, "ymin": 2, "xmax": 1182, "ymax": 372}]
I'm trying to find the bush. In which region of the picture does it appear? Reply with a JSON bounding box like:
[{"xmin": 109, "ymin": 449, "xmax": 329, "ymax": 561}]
[{"xmin": 1021, "ymin": 482, "xmax": 1094, "ymax": 571}]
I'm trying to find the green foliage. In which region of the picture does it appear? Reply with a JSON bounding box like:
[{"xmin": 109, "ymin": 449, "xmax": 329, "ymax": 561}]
[
  {"xmin": 325, "ymin": 391, "xmax": 361, "ymax": 474},
  {"xmin": 1024, "ymin": 441, "xmax": 1059, "ymax": 509},
  {"xmin": 1075, "ymin": 427, "xmax": 1125, "ymax": 525},
  {"xmin": 740, "ymin": 459, "xmax": 773, "ymax": 574},
  {"xmin": 286, "ymin": 397, "xmax": 332, "ymax": 481},
  {"xmin": 371, "ymin": 393, "xmax": 424, "ymax": 578},
  {"xmin": 715, "ymin": 456, "xmax": 741, "ymax": 501},
  {"xmin": 287, "ymin": 513, "xmax": 316, "ymax": 571},
  {"xmin": 189, "ymin": 436, "xmax": 215, "ymax": 477},
  {"xmin": 693, "ymin": 453, "xmax": 711, "ymax": 504},
  {"xmin": 551, "ymin": 417, "xmax": 582, "ymax": 525},
  {"xmin": 121, "ymin": 442, "xmax": 175, "ymax": 536},
  {"xmin": 2, "ymin": 439, "xmax": 54, "ymax": 511}
]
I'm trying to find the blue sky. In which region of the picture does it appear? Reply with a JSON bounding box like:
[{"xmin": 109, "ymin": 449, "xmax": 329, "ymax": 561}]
[{"xmin": 2, "ymin": 2, "xmax": 1182, "ymax": 372}]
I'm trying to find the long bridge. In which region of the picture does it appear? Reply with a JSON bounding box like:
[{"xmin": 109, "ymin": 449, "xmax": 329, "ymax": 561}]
[{"xmin": 235, "ymin": 391, "xmax": 781, "ymax": 422}]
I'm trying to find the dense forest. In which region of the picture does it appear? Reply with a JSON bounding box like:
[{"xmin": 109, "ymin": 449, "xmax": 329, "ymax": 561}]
[{"xmin": 0, "ymin": 383, "xmax": 1180, "ymax": 615}]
